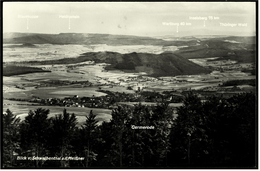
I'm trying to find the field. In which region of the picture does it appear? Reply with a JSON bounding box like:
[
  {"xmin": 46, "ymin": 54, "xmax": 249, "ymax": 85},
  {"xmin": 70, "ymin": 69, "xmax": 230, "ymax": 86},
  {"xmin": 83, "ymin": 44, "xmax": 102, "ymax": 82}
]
[
  {"xmin": 3, "ymin": 44, "xmax": 90, "ymax": 63},
  {"xmin": 30, "ymin": 87, "xmax": 107, "ymax": 99}
]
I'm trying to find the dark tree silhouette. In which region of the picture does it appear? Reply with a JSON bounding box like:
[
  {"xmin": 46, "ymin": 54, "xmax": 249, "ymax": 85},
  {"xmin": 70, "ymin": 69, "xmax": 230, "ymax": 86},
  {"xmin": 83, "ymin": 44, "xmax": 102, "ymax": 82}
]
[
  {"xmin": 20, "ymin": 108, "xmax": 51, "ymax": 167},
  {"xmin": 169, "ymin": 92, "xmax": 257, "ymax": 168},
  {"xmin": 80, "ymin": 110, "xmax": 99, "ymax": 167},
  {"xmin": 2, "ymin": 109, "xmax": 21, "ymax": 168},
  {"xmin": 47, "ymin": 109, "xmax": 77, "ymax": 167},
  {"xmin": 2, "ymin": 92, "xmax": 256, "ymax": 168}
]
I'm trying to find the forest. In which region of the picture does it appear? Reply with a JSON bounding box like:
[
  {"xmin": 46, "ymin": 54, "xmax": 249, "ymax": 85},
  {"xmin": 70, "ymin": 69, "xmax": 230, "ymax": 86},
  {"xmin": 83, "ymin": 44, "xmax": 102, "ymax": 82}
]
[
  {"xmin": 2, "ymin": 92, "xmax": 257, "ymax": 168},
  {"xmin": 3, "ymin": 65, "xmax": 51, "ymax": 76}
]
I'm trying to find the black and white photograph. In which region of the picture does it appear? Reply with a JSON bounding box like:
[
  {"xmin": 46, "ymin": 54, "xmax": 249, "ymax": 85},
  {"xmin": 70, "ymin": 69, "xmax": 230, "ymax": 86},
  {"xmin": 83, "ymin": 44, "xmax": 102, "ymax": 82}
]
[{"xmin": 2, "ymin": 1, "xmax": 257, "ymax": 169}]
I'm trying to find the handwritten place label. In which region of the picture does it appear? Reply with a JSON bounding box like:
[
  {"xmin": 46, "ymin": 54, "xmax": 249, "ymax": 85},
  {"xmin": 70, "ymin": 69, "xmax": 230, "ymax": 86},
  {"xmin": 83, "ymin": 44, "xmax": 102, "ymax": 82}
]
[
  {"xmin": 162, "ymin": 22, "xmax": 179, "ymax": 26},
  {"xmin": 220, "ymin": 23, "xmax": 247, "ymax": 27},
  {"xmin": 189, "ymin": 16, "xmax": 207, "ymax": 20}
]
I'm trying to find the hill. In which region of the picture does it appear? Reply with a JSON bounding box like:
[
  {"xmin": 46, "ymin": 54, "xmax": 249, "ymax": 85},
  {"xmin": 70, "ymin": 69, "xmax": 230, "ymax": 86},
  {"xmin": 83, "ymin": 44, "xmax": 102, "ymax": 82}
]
[
  {"xmin": 13, "ymin": 51, "xmax": 210, "ymax": 77},
  {"xmin": 174, "ymin": 37, "xmax": 256, "ymax": 63}
]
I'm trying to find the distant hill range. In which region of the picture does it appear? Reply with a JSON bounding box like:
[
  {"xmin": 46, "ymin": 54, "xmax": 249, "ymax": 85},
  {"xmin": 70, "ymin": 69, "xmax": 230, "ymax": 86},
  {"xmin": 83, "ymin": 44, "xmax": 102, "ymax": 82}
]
[
  {"xmin": 174, "ymin": 36, "xmax": 256, "ymax": 63},
  {"xmin": 3, "ymin": 33, "xmax": 256, "ymax": 63},
  {"xmin": 3, "ymin": 32, "xmax": 197, "ymax": 46}
]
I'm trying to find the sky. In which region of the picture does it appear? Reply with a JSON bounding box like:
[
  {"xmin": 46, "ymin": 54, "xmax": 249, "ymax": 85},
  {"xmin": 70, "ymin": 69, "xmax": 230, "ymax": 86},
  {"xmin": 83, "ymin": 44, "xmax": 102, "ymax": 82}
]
[{"xmin": 3, "ymin": 2, "xmax": 256, "ymax": 37}]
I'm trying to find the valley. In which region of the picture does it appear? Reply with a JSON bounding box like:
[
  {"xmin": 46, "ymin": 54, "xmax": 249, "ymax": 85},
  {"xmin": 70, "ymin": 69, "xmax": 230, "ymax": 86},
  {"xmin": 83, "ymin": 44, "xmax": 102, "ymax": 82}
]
[{"xmin": 3, "ymin": 33, "xmax": 256, "ymax": 125}]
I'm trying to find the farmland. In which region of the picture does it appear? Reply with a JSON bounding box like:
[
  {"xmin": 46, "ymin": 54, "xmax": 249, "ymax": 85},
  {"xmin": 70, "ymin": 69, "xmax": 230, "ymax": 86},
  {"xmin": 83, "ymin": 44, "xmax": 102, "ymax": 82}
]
[{"xmin": 2, "ymin": 34, "xmax": 256, "ymax": 126}]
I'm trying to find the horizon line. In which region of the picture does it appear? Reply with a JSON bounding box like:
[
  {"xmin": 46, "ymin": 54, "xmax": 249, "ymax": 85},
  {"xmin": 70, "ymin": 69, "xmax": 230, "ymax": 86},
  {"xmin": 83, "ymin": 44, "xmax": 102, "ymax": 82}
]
[{"xmin": 3, "ymin": 31, "xmax": 256, "ymax": 38}]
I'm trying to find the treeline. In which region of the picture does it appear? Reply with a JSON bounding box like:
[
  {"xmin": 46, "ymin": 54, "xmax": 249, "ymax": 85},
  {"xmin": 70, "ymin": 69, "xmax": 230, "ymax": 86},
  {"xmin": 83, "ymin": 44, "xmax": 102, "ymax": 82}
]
[
  {"xmin": 221, "ymin": 79, "xmax": 256, "ymax": 87},
  {"xmin": 2, "ymin": 92, "xmax": 256, "ymax": 168},
  {"xmin": 3, "ymin": 65, "xmax": 51, "ymax": 76}
]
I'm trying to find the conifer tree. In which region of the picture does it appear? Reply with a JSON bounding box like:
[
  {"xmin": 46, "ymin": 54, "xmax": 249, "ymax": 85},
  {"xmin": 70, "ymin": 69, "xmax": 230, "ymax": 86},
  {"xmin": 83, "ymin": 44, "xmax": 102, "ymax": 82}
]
[
  {"xmin": 3, "ymin": 109, "xmax": 21, "ymax": 168},
  {"xmin": 80, "ymin": 110, "xmax": 98, "ymax": 167},
  {"xmin": 48, "ymin": 109, "xmax": 77, "ymax": 167},
  {"xmin": 109, "ymin": 105, "xmax": 130, "ymax": 167},
  {"xmin": 20, "ymin": 108, "xmax": 50, "ymax": 167}
]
